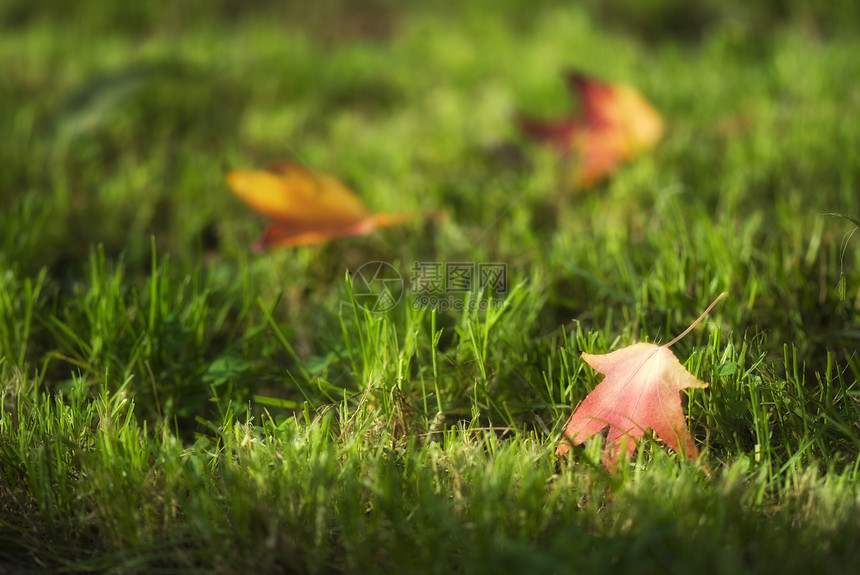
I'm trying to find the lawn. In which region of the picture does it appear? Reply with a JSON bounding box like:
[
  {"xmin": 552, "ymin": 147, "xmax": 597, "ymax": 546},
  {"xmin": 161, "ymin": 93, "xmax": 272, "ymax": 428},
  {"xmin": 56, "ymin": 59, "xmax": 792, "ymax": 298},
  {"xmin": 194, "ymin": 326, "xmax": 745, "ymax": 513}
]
[{"xmin": 2, "ymin": 1, "xmax": 860, "ymax": 573}]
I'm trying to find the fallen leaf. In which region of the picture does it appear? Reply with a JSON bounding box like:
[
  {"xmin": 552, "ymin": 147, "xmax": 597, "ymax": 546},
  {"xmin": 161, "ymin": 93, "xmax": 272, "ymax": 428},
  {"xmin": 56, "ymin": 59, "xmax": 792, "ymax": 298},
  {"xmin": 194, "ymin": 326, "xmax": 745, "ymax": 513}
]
[
  {"xmin": 227, "ymin": 162, "xmax": 417, "ymax": 250},
  {"xmin": 556, "ymin": 293, "xmax": 728, "ymax": 468},
  {"xmin": 519, "ymin": 71, "xmax": 664, "ymax": 186}
]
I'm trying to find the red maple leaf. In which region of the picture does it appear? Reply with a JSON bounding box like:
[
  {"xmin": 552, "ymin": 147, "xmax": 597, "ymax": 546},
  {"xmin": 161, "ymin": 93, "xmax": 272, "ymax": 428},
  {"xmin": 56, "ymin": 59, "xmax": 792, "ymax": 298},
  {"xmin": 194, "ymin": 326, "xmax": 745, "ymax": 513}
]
[{"xmin": 556, "ymin": 293, "xmax": 727, "ymax": 468}]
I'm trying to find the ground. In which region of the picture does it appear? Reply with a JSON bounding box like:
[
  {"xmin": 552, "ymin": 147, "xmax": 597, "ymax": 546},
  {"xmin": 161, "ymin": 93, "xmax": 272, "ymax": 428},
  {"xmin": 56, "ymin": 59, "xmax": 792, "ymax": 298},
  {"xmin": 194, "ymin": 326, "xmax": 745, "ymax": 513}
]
[{"xmin": 1, "ymin": 1, "xmax": 860, "ymax": 573}]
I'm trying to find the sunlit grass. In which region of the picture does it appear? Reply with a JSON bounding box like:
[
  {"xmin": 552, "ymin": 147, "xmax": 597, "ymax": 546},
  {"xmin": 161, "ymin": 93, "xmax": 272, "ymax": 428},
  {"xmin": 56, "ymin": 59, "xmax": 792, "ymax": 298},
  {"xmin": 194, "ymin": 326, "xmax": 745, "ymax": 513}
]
[{"xmin": 1, "ymin": 1, "xmax": 860, "ymax": 573}]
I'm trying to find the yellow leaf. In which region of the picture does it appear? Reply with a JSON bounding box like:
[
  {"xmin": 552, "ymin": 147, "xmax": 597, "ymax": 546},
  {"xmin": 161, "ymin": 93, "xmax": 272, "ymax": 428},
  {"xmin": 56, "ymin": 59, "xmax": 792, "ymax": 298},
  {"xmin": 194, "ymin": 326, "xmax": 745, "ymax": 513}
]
[{"xmin": 227, "ymin": 162, "xmax": 421, "ymax": 250}]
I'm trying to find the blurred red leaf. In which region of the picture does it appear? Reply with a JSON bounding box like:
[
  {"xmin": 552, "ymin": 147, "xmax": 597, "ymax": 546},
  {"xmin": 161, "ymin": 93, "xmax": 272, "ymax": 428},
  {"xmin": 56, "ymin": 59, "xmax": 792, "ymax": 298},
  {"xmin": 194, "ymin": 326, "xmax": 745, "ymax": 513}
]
[{"xmin": 520, "ymin": 71, "xmax": 664, "ymax": 186}]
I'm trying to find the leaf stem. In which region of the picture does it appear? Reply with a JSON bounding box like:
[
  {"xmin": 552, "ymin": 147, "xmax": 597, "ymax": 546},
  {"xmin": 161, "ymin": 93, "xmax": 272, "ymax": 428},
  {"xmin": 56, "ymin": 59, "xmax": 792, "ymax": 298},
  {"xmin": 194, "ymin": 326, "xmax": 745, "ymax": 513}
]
[{"xmin": 665, "ymin": 292, "xmax": 729, "ymax": 348}]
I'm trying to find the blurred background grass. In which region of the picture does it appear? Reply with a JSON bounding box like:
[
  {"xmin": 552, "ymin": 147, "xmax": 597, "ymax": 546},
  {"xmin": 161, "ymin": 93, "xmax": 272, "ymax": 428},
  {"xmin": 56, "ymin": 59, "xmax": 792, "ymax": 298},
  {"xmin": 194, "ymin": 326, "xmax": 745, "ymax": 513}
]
[{"xmin": 3, "ymin": 0, "xmax": 859, "ymax": 268}]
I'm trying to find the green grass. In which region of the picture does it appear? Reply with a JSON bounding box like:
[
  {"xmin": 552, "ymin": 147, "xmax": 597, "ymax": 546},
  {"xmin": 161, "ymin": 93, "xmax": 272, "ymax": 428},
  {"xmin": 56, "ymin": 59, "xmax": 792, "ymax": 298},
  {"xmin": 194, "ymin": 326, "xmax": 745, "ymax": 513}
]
[{"xmin": 2, "ymin": 1, "xmax": 860, "ymax": 573}]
